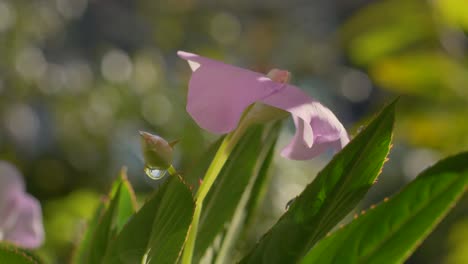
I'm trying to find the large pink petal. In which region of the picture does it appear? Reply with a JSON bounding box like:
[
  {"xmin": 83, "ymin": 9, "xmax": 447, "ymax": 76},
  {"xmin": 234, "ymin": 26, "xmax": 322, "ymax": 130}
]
[
  {"xmin": 178, "ymin": 51, "xmax": 285, "ymax": 134},
  {"xmin": 2, "ymin": 191, "xmax": 44, "ymax": 248}
]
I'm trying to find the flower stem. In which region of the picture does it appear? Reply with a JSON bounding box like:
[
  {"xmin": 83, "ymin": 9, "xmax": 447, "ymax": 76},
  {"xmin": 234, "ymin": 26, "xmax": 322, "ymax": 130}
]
[
  {"xmin": 167, "ymin": 164, "xmax": 177, "ymax": 176},
  {"xmin": 181, "ymin": 126, "xmax": 244, "ymax": 264}
]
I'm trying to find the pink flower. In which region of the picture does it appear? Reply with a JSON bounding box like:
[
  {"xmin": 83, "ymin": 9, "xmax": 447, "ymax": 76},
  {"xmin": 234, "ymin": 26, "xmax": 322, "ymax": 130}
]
[
  {"xmin": 0, "ymin": 161, "xmax": 44, "ymax": 248},
  {"xmin": 178, "ymin": 51, "xmax": 349, "ymax": 160}
]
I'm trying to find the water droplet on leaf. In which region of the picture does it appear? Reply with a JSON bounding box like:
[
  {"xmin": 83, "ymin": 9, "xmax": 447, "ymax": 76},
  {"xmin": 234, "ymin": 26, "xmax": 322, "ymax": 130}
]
[
  {"xmin": 145, "ymin": 166, "xmax": 167, "ymax": 180},
  {"xmin": 285, "ymin": 197, "xmax": 297, "ymax": 210}
]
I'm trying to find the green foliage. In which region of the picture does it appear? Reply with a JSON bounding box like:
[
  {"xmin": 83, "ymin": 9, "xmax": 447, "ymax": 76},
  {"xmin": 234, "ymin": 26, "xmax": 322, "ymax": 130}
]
[
  {"xmin": 341, "ymin": 0, "xmax": 468, "ymax": 154},
  {"xmin": 218, "ymin": 139, "xmax": 280, "ymax": 264},
  {"xmin": 300, "ymin": 152, "xmax": 468, "ymax": 264},
  {"xmin": 435, "ymin": 0, "xmax": 468, "ymax": 30},
  {"xmin": 42, "ymin": 189, "xmax": 101, "ymax": 263},
  {"xmin": 2, "ymin": 0, "xmax": 467, "ymax": 263},
  {"xmin": 370, "ymin": 52, "xmax": 468, "ymax": 100},
  {"xmin": 341, "ymin": 0, "xmax": 436, "ymax": 66},
  {"xmin": 447, "ymin": 218, "xmax": 468, "ymax": 264},
  {"xmin": 184, "ymin": 137, "xmax": 224, "ymax": 193},
  {"xmin": 194, "ymin": 122, "xmax": 281, "ymax": 262},
  {"xmin": 110, "ymin": 168, "xmax": 138, "ymax": 232},
  {"xmin": 65, "ymin": 101, "xmax": 468, "ymax": 264},
  {"xmin": 0, "ymin": 243, "xmax": 43, "ymax": 264},
  {"xmin": 243, "ymin": 132, "xmax": 278, "ymax": 229},
  {"xmin": 88, "ymin": 184, "xmax": 122, "ymax": 263},
  {"xmin": 72, "ymin": 167, "xmax": 194, "ymax": 264},
  {"xmin": 144, "ymin": 176, "xmax": 194, "ymax": 264},
  {"xmin": 102, "ymin": 175, "xmax": 194, "ymax": 264},
  {"xmin": 72, "ymin": 169, "xmax": 138, "ymax": 264},
  {"xmin": 71, "ymin": 203, "xmax": 105, "ymax": 264},
  {"xmin": 240, "ymin": 101, "xmax": 395, "ymax": 264}
]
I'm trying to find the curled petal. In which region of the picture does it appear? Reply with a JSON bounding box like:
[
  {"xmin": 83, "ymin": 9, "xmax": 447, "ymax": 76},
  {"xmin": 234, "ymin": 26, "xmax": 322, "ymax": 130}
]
[
  {"xmin": 178, "ymin": 51, "xmax": 284, "ymax": 133},
  {"xmin": 281, "ymin": 116, "xmax": 349, "ymax": 160},
  {"xmin": 262, "ymin": 84, "xmax": 348, "ymax": 159}
]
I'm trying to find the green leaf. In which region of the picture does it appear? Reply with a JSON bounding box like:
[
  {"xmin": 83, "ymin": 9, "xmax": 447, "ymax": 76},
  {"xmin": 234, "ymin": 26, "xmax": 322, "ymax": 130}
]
[
  {"xmin": 82, "ymin": 168, "xmax": 136, "ymax": 263},
  {"xmin": 184, "ymin": 137, "xmax": 224, "ymax": 193},
  {"xmin": 146, "ymin": 176, "xmax": 195, "ymax": 264},
  {"xmin": 113, "ymin": 168, "xmax": 138, "ymax": 232},
  {"xmin": 71, "ymin": 202, "xmax": 105, "ymax": 264},
  {"xmin": 88, "ymin": 184, "xmax": 122, "ymax": 264},
  {"xmin": 72, "ymin": 168, "xmax": 137, "ymax": 264},
  {"xmin": 213, "ymin": 122, "xmax": 281, "ymax": 264},
  {"xmin": 193, "ymin": 123, "xmax": 281, "ymax": 262},
  {"xmin": 243, "ymin": 125, "xmax": 279, "ymax": 232},
  {"xmin": 0, "ymin": 243, "xmax": 43, "ymax": 264},
  {"xmin": 223, "ymin": 130, "xmax": 279, "ymax": 261},
  {"xmin": 102, "ymin": 175, "xmax": 195, "ymax": 264},
  {"xmin": 300, "ymin": 152, "xmax": 468, "ymax": 264},
  {"xmin": 240, "ymin": 100, "xmax": 396, "ymax": 264}
]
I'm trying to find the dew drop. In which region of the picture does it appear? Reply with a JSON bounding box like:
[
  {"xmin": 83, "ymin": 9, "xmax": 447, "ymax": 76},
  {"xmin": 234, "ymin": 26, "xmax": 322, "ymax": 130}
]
[
  {"xmin": 145, "ymin": 166, "xmax": 167, "ymax": 180},
  {"xmin": 285, "ymin": 197, "xmax": 297, "ymax": 210}
]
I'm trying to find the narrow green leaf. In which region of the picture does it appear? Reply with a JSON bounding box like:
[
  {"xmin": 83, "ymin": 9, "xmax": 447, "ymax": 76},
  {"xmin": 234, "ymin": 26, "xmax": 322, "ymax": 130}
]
[
  {"xmin": 73, "ymin": 168, "xmax": 136, "ymax": 264},
  {"xmin": 214, "ymin": 123, "xmax": 281, "ymax": 264},
  {"xmin": 146, "ymin": 176, "xmax": 195, "ymax": 264},
  {"xmin": 193, "ymin": 123, "xmax": 281, "ymax": 262},
  {"xmin": 113, "ymin": 168, "xmax": 138, "ymax": 232},
  {"xmin": 102, "ymin": 186, "xmax": 166, "ymax": 264},
  {"xmin": 301, "ymin": 152, "xmax": 468, "ymax": 264},
  {"xmin": 240, "ymin": 100, "xmax": 396, "ymax": 264},
  {"xmin": 243, "ymin": 131, "xmax": 278, "ymax": 230},
  {"xmin": 71, "ymin": 202, "xmax": 105, "ymax": 264},
  {"xmin": 227, "ymin": 131, "xmax": 279, "ymax": 260},
  {"xmin": 88, "ymin": 184, "xmax": 122, "ymax": 264},
  {"xmin": 102, "ymin": 176, "xmax": 194, "ymax": 264},
  {"xmin": 0, "ymin": 243, "xmax": 43, "ymax": 264}
]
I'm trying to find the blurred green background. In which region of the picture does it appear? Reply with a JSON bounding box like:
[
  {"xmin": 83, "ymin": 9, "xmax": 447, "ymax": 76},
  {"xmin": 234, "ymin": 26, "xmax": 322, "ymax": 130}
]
[{"xmin": 0, "ymin": 0, "xmax": 467, "ymax": 263}]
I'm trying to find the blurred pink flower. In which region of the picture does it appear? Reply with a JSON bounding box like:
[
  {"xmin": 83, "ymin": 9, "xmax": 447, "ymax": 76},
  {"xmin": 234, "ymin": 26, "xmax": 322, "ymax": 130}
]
[
  {"xmin": 178, "ymin": 51, "xmax": 349, "ymax": 160},
  {"xmin": 0, "ymin": 161, "xmax": 44, "ymax": 248}
]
